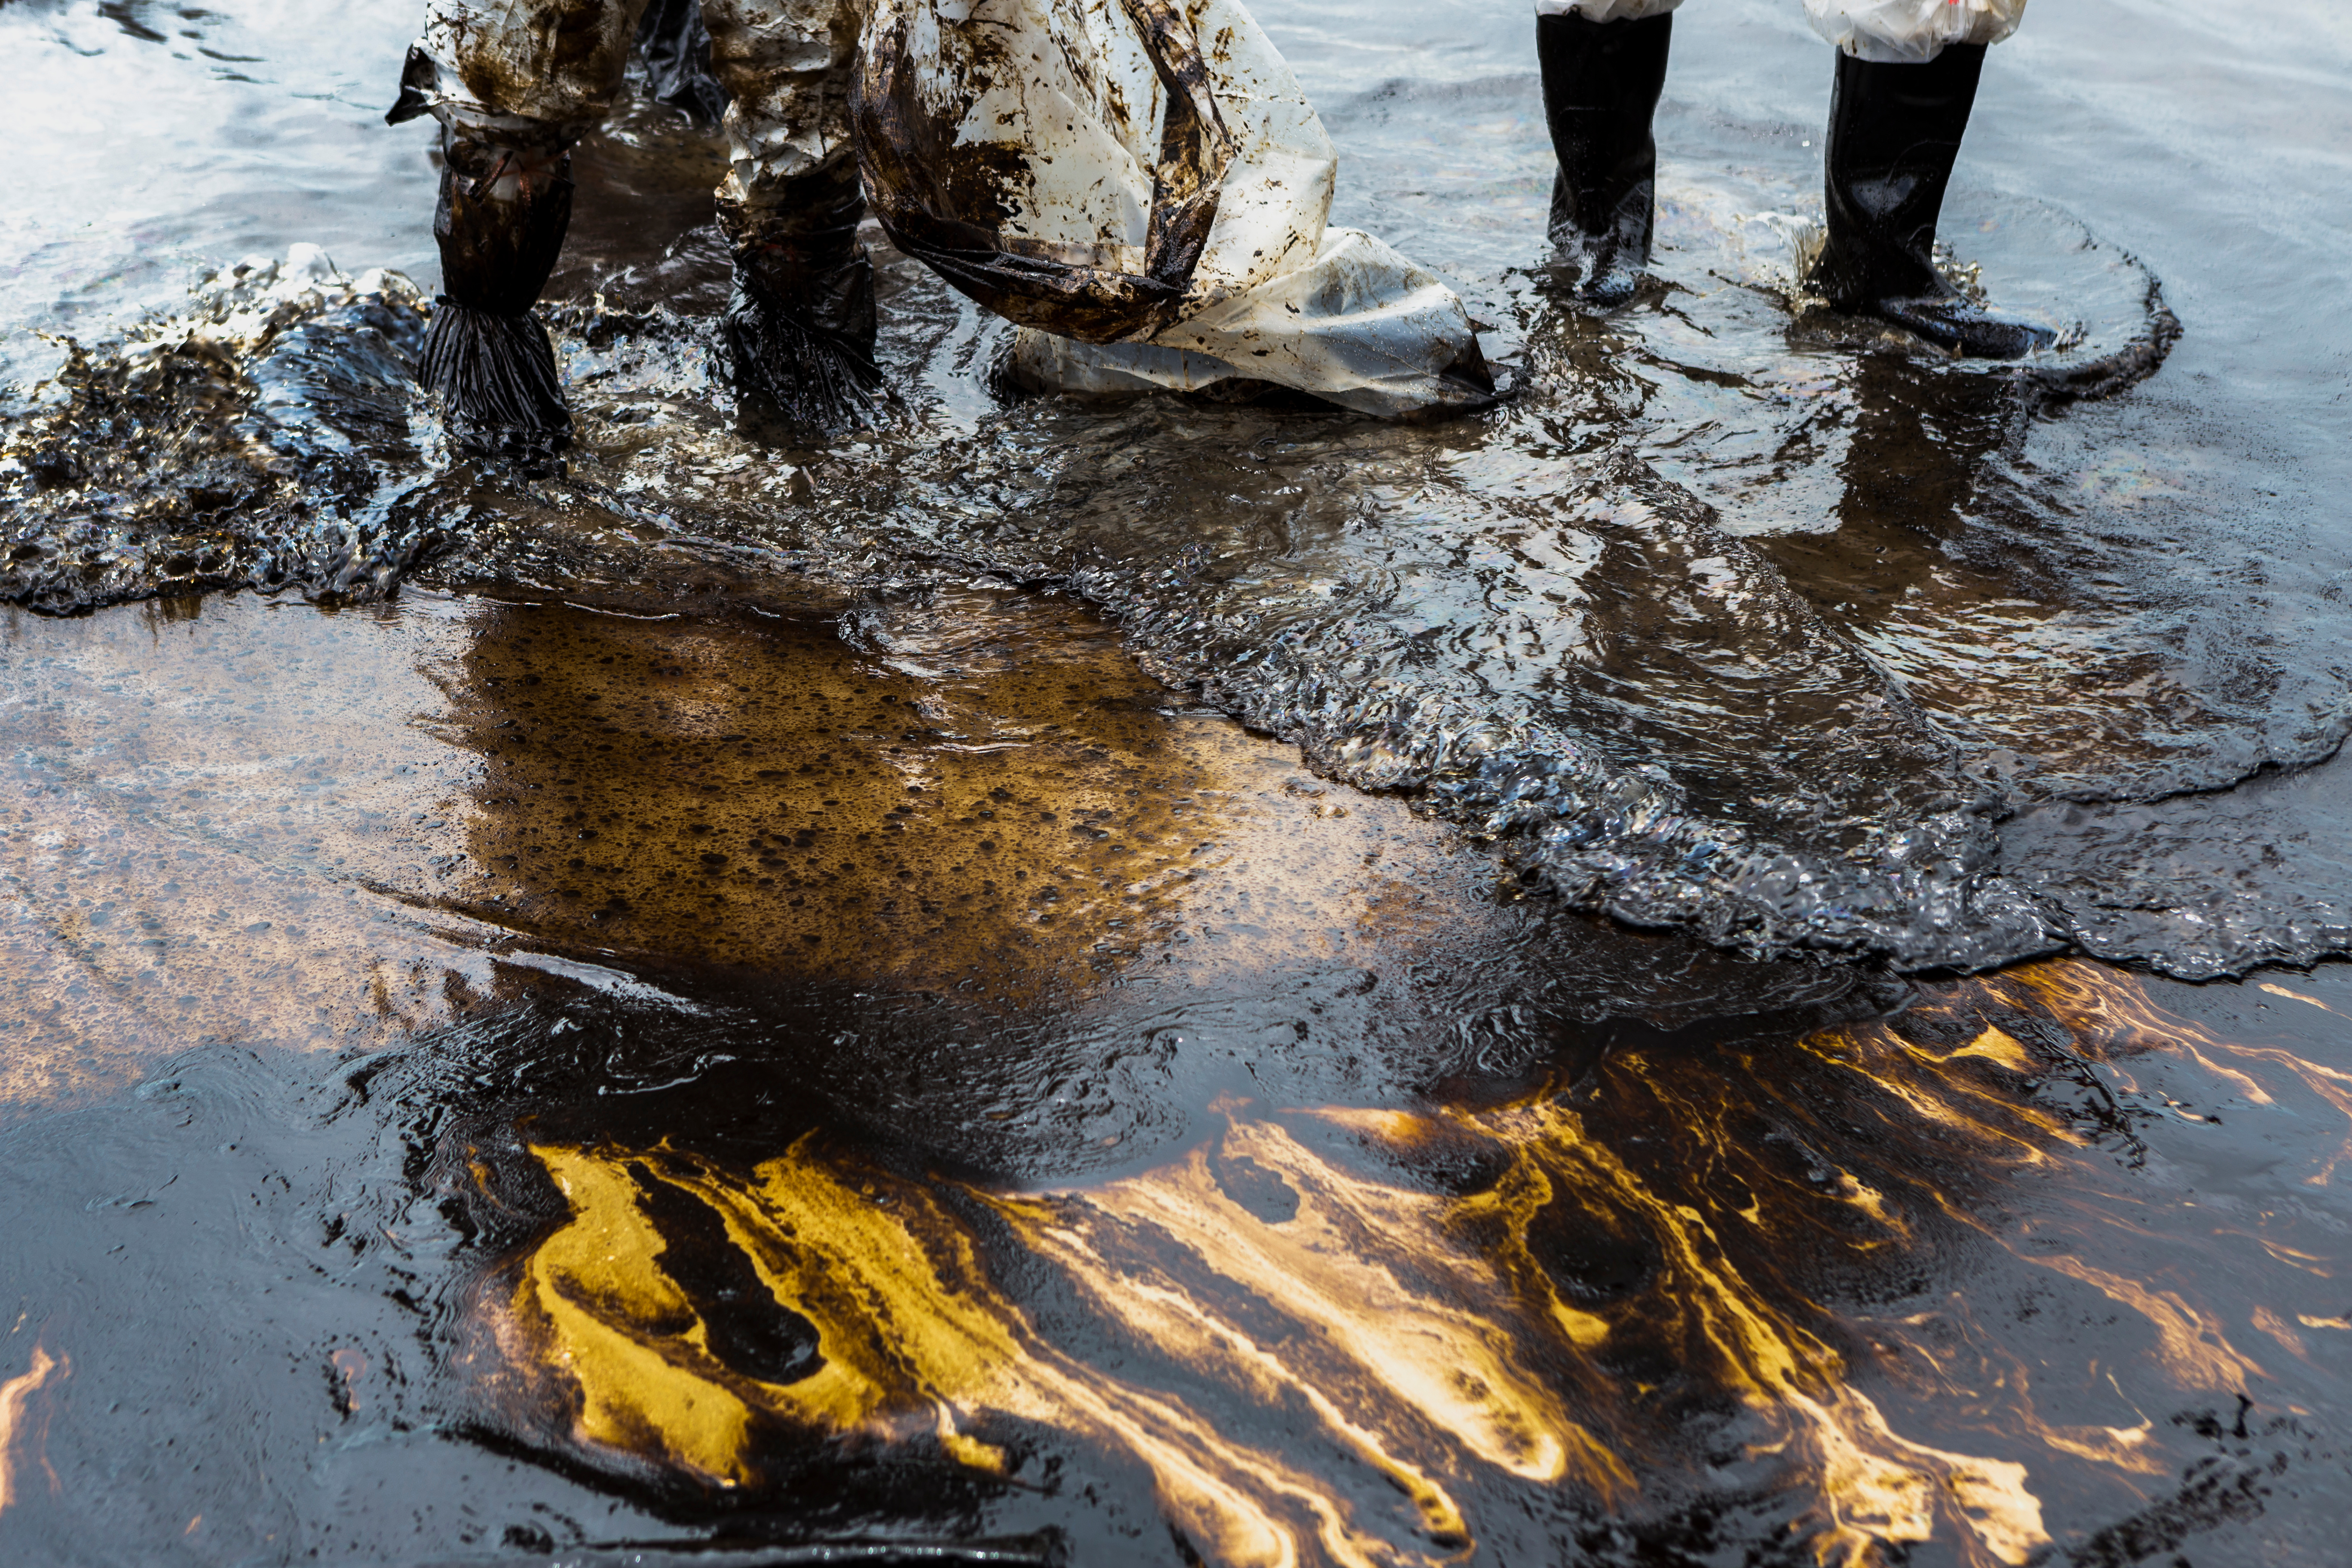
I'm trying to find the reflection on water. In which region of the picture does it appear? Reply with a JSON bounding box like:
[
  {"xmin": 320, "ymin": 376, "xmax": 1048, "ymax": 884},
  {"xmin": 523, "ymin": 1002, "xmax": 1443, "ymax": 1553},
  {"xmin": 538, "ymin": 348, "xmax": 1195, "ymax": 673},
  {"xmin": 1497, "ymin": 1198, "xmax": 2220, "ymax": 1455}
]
[
  {"xmin": 437, "ymin": 589, "xmax": 1499, "ymax": 1003},
  {"xmin": 0, "ymin": 591, "xmax": 496, "ymax": 1108},
  {"xmin": 447, "ymin": 959, "xmax": 2350, "ymax": 1567},
  {"xmin": 0, "ymin": 1345, "xmax": 64, "ymax": 1521},
  {"xmin": 2, "ymin": 588, "xmax": 2350, "ymax": 1564}
]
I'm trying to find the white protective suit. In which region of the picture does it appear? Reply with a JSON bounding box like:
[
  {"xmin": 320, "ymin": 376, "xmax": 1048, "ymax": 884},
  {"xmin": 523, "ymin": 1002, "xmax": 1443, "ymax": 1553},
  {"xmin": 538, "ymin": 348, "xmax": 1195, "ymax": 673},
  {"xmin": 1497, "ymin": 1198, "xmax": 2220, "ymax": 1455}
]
[
  {"xmin": 856, "ymin": 0, "xmax": 1491, "ymax": 417},
  {"xmin": 1533, "ymin": 0, "xmax": 2027, "ymax": 64},
  {"xmin": 395, "ymin": 0, "xmax": 864, "ymax": 224},
  {"xmin": 396, "ymin": 0, "xmax": 1489, "ymax": 417}
]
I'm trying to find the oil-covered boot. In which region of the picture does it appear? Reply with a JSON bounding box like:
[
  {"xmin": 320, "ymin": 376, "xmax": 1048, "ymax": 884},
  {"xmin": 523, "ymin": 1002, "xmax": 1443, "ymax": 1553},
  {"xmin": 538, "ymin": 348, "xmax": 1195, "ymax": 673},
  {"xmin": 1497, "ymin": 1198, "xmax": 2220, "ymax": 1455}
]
[
  {"xmin": 1807, "ymin": 44, "xmax": 2054, "ymax": 359},
  {"xmin": 417, "ymin": 132, "xmax": 576, "ymax": 457},
  {"xmin": 1537, "ymin": 8, "xmax": 1673, "ymax": 306},
  {"xmin": 718, "ymin": 165, "xmax": 885, "ymax": 433}
]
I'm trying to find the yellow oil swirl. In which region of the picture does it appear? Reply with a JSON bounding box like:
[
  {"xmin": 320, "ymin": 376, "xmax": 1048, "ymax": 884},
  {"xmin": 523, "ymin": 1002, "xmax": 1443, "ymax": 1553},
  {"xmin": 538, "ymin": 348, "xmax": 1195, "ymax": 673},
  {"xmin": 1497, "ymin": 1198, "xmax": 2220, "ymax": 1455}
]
[
  {"xmin": 0, "ymin": 1345, "xmax": 65, "ymax": 1521},
  {"xmin": 480, "ymin": 958, "xmax": 2343, "ymax": 1566}
]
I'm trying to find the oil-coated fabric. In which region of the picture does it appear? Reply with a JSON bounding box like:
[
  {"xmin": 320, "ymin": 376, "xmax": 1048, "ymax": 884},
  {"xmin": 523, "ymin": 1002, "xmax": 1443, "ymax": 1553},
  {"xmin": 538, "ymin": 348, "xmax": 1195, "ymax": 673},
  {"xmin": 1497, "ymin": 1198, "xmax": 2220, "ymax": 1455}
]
[
  {"xmin": 1531, "ymin": 0, "xmax": 2026, "ymax": 63},
  {"xmin": 398, "ymin": 0, "xmax": 654, "ymax": 145},
  {"xmin": 398, "ymin": 0, "xmax": 1481, "ymax": 413},
  {"xmin": 395, "ymin": 0, "xmax": 864, "ymax": 208},
  {"xmin": 1011, "ymin": 227, "xmax": 1490, "ymax": 417},
  {"xmin": 854, "ymin": 0, "xmax": 1341, "ymax": 344},
  {"xmin": 704, "ymin": 0, "xmax": 866, "ymax": 209},
  {"xmin": 857, "ymin": 0, "xmax": 1490, "ymax": 415}
]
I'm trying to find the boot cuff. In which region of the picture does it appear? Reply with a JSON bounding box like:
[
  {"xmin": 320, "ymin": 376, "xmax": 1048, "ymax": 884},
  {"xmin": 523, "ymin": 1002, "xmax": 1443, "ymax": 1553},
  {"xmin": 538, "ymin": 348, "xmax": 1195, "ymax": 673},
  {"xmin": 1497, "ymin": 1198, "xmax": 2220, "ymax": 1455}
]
[{"xmin": 717, "ymin": 171, "xmax": 867, "ymax": 297}]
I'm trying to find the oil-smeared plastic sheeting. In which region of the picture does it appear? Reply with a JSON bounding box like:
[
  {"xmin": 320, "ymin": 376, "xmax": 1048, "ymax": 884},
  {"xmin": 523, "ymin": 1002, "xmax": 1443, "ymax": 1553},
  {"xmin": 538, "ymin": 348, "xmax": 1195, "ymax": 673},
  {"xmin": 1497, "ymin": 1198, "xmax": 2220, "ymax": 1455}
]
[
  {"xmin": 1010, "ymin": 228, "xmax": 1494, "ymax": 418},
  {"xmin": 853, "ymin": 0, "xmax": 1492, "ymax": 416},
  {"xmin": 389, "ymin": 1, "xmax": 865, "ymax": 199},
  {"xmin": 387, "ymin": 0, "xmax": 648, "ymax": 146}
]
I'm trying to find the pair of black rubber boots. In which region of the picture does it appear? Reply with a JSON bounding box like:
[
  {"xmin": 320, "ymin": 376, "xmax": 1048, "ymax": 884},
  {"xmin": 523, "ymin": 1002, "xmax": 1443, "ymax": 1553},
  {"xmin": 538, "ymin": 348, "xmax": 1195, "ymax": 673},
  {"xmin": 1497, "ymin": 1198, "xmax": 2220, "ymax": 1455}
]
[
  {"xmin": 418, "ymin": 142, "xmax": 882, "ymax": 459},
  {"xmin": 413, "ymin": 3, "xmax": 878, "ymax": 458},
  {"xmin": 1540, "ymin": 11, "xmax": 2050, "ymax": 358}
]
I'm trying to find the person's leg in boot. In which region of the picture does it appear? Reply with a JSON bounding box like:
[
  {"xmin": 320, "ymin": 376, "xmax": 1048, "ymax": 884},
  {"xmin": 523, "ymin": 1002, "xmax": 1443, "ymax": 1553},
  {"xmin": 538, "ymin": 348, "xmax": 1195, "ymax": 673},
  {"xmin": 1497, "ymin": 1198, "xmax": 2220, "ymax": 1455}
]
[
  {"xmin": 636, "ymin": 0, "xmax": 731, "ymax": 127},
  {"xmin": 387, "ymin": 0, "xmax": 650, "ymax": 455},
  {"xmin": 702, "ymin": 0, "xmax": 883, "ymax": 432},
  {"xmin": 1534, "ymin": 0, "xmax": 1678, "ymax": 307},
  {"xmin": 420, "ymin": 131, "xmax": 577, "ymax": 455},
  {"xmin": 1800, "ymin": 1, "xmax": 2051, "ymax": 358}
]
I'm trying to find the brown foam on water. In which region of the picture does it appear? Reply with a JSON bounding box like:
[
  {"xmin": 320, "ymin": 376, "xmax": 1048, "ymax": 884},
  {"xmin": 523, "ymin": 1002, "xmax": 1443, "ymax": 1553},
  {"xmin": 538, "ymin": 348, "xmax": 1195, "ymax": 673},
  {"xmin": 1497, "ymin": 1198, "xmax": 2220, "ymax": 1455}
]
[
  {"xmin": 431, "ymin": 585, "xmax": 1502, "ymax": 1004},
  {"xmin": 0, "ymin": 584, "xmax": 1527, "ymax": 1112}
]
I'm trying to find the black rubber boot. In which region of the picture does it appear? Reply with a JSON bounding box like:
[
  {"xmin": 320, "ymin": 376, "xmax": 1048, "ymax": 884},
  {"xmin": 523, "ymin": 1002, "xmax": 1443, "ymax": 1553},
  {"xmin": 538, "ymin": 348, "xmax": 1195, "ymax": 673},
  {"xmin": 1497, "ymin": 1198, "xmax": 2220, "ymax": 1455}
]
[
  {"xmin": 634, "ymin": 0, "xmax": 729, "ymax": 128},
  {"xmin": 719, "ymin": 165, "xmax": 886, "ymax": 434},
  {"xmin": 1537, "ymin": 9, "xmax": 1673, "ymax": 306},
  {"xmin": 417, "ymin": 132, "xmax": 576, "ymax": 458},
  {"xmin": 1808, "ymin": 44, "xmax": 2055, "ymax": 359}
]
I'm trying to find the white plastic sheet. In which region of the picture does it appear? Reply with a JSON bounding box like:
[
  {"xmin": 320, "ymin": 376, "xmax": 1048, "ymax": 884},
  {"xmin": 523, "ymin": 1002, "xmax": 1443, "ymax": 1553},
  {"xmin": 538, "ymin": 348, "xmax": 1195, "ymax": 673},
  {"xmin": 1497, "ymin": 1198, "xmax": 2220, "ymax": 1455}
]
[
  {"xmin": 855, "ymin": 0, "xmax": 1491, "ymax": 415},
  {"xmin": 1010, "ymin": 229, "xmax": 1493, "ymax": 417}
]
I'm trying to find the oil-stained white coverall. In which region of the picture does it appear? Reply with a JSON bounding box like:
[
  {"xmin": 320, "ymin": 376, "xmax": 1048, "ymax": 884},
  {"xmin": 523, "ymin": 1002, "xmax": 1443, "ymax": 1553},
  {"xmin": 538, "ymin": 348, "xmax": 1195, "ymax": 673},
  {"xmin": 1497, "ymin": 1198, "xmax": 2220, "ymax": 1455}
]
[
  {"xmin": 396, "ymin": 0, "xmax": 866, "ymax": 224},
  {"xmin": 1533, "ymin": 0, "xmax": 2026, "ymax": 64},
  {"xmin": 398, "ymin": 0, "xmax": 1491, "ymax": 416},
  {"xmin": 402, "ymin": 0, "xmax": 2031, "ymax": 220}
]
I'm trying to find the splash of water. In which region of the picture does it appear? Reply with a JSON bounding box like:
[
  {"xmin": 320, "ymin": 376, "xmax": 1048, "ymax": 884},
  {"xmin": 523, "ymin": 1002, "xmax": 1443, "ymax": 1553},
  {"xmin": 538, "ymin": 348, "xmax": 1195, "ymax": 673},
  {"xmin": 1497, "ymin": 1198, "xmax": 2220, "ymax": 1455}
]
[{"xmin": 3, "ymin": 134, "xmax": 2339, "ymax": 981}]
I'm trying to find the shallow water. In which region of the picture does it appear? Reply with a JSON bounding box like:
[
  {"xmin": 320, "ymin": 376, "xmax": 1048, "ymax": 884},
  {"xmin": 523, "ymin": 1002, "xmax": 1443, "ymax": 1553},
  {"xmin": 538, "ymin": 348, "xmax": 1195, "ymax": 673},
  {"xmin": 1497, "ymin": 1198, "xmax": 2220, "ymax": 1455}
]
[
  {"xmin": 6, "ymin": 588, "xmax": 2352, "ymax": 1567},
  {"xmin": 3, "ymin": 0, "xmax": 2352, "ymax": 1563}
]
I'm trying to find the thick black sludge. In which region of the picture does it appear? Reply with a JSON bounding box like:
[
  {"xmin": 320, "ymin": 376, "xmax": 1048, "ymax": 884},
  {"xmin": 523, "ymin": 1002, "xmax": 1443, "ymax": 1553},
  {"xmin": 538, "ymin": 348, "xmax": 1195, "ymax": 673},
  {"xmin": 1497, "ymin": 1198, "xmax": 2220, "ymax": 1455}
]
[
  {"xmin": 6, "ymin": 876, "xmax": 2349, "ymax": 1563},
  {"xmin": 0, "ymin": 257, "xmax": 442, "ymax": 610}
]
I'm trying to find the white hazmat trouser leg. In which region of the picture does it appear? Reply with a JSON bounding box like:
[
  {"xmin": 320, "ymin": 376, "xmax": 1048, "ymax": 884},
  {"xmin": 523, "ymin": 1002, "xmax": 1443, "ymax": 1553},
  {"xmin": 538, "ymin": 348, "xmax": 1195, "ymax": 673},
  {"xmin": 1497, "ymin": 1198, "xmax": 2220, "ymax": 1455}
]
[
  {"xmin": 1531, "ymin": 0, "xmax": 1682, "ymax": 18},
  {"xmin": 1802, "ymin": 0, "xmax": 2026, "ymax": 62},
  {"xmin": 699, "ymin": 0, "xmax": 868, "ymax": 217},
  {"xmin": 1526, "ymin": 0, "xmax": 2026, "ymax": 64},
  {"xmin": 397, "ymin": 0, "xmax": 864, "ymax": 208},
  {"xmin": 397, "ymin": 0, "xmax": 652, "ymax": 147}
]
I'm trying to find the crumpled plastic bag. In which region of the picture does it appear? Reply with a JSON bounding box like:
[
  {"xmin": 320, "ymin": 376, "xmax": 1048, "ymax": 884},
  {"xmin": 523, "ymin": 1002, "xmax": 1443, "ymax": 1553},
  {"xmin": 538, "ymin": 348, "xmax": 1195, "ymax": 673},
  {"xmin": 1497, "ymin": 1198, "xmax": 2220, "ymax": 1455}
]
[{"xmin": 852, "ymin": 0, "xmax": 1493, "ymax": 416}]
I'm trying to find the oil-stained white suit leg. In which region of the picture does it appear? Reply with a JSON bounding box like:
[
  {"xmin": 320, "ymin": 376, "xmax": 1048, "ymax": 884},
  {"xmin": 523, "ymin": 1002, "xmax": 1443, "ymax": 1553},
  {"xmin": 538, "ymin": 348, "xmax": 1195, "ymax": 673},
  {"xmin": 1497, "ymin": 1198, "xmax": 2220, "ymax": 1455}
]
[{"xmin": 389, "ymin": 0, "xmax": 654, "ymax": 147}]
